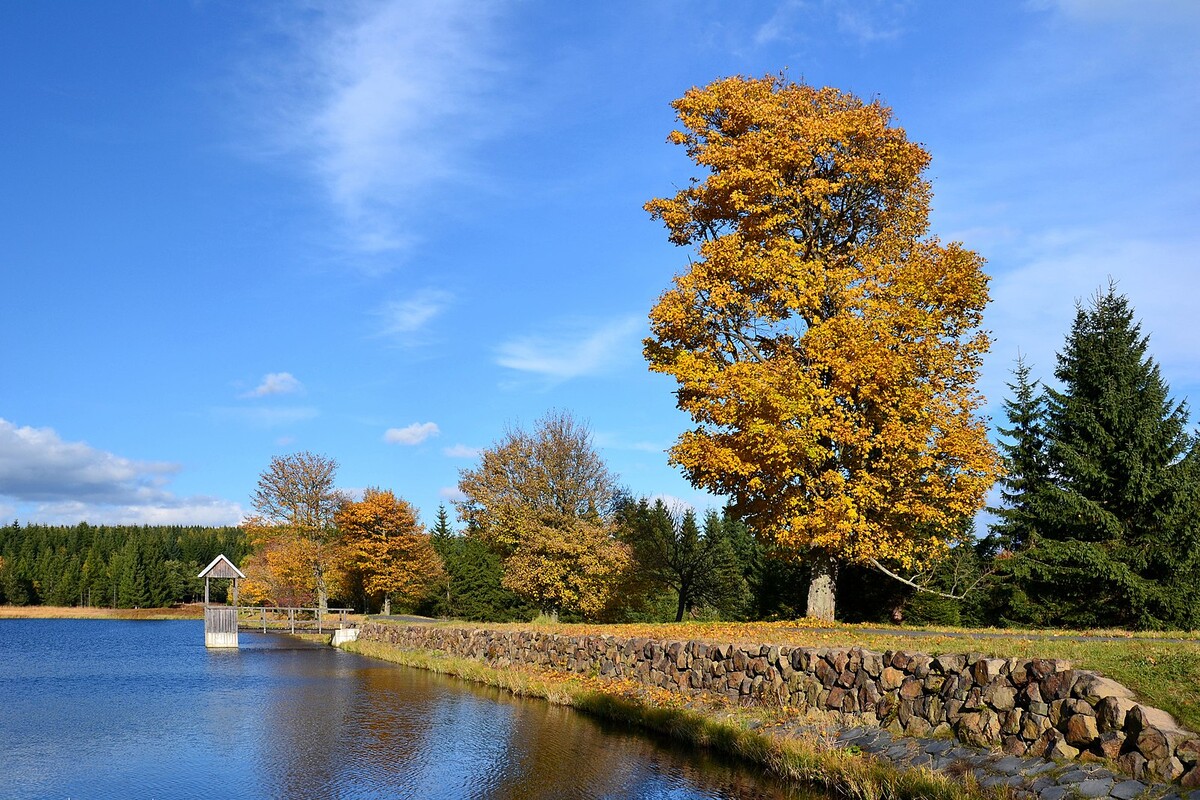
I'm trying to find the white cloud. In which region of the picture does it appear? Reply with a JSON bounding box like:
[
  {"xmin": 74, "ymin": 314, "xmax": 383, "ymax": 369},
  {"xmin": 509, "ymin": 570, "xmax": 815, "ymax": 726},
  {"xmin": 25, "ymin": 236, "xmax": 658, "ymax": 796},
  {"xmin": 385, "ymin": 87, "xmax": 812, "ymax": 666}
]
[
  {"xmin": 0, "ymin": 418, "xmax": 242, "ymax": 525},
  {"xmin": 245, "ymin": 371, "xmax": 303, "ymax": 397},
  {"xmin": 439, "ymin": 486, "xmax": 467, "ymax": 503},
  {"xmin": 384, "ymin": 422, "xmax": 440, "ymax": 445},
  {"xmin": 26, "ymin": 498, "xmax": 244, "ymax": 527},
  {"xmin": 376, "ymin": 289, "xmax": 452, "ymax": 343},
  {"xmin": 443, "ymin": 443, "xmax": 480, "ymax": 459},
  {"xmin": 496, "ymin": 317, "xmax": 644, "ymax": 382},
  {"xmin": 0, "ymin": 418, "xmax": 178, "ymax": 503},
  {"xmin": 260, "ymin": 0, "xmax": 508, "ymax": 258}
]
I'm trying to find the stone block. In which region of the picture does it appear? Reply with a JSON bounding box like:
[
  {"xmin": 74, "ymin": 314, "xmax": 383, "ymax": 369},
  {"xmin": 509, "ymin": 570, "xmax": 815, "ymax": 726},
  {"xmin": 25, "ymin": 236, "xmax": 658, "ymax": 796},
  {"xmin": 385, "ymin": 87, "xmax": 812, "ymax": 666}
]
[
  {"xmin": 1022, "ymin": 712, "xmax": 1051, "ymax": 741},
  {"xmin": 1116, "ymin": 751, "xmax": 1147, "ymax": 781},
  {"xmin": 1065, "ymin": 712, "xmax": 1100, "ymax": 748},
  {"xmin": 973, "ymin": 657, "xmax": 1008, "ymax": 685},
  {"xmin": 1002, "ymin": 708, "xmax": 1024, "ymax": 736},
  {"xmin": 906, "ymin": 716, "xmax": 933, "ymax": 737},
  {"xmin": 860, "ymin": 651, "xmax": 883, "ymax": 677},
  {"xmin": 1136, "ymin": 725, "xmax": 1173, "ymax": 761},
  {"xmin": 1041, "ymin": 669, "xmax": 1076, "ymax": 701},
  {"xmin": 987, "ymin": 682, "xmax": 1017, "ymax": 711},
  {"xmin": 933, "ymin": 653, "xmax": 966, "ymax": 674},
  {"xmin": 899, "ymin": 677, "xmax": 923, "ymax": 700},
  {"xmin": 880, "ymin": 666, "xmax": 905, "ymax": 691},
  {"xmin": 1094, "ymin": 730, "xmax": 1126, "ymax": 761},
  {"xmin": 1178, "ymin": 737, "xmax": 1200, "ymax": 768},
  {"xmin": 1147, "ymin": 757, "xmax": 1186, "ymax": 783},
  {"xmin": 1072, "ymin": 673, "xmax": 1135, "ymax": 701},
  {"xmin": 1003, "ymin": 735, "xmax": 1029, "ymax": 755}
]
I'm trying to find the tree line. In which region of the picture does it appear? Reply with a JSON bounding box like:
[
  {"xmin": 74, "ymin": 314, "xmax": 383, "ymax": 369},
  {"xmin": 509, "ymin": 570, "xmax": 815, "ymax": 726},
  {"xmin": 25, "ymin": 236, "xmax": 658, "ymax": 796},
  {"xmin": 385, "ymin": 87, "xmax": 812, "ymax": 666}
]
[{"xmin": 0, "ymin": 523, "xmax": 249, "ymax": 608}]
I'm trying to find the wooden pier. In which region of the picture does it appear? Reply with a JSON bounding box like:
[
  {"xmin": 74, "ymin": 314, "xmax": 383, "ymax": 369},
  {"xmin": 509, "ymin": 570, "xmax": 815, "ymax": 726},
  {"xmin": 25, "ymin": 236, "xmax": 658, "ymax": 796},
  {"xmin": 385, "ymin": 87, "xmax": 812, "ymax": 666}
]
[{"xmin": 198, "ymin": 554, "xmax": 357, "ymax": 648}]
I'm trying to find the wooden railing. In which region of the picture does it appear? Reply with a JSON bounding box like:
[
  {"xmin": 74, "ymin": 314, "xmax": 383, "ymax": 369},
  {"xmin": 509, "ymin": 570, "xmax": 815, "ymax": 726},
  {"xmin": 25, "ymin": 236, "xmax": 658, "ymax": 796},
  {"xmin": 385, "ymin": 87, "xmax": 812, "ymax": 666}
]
[{"xmin": 234, "ymin": 606, "xmax": 356, "ymax": 634}]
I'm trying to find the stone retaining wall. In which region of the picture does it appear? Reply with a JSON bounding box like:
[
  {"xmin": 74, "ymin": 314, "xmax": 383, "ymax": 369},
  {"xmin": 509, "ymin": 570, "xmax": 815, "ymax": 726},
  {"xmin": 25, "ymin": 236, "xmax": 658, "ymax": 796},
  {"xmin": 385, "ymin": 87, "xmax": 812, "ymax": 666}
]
[{"xmin": 359, "ymin": 623, "xmax": 1200, "ymax": 786}]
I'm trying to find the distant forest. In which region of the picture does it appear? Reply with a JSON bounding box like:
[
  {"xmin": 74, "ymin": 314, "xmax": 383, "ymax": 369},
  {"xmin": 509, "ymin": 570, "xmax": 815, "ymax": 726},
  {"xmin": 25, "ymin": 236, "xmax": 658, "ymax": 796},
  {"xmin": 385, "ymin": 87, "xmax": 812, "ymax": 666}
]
[{"xmin": 0, "ymin": 523, "xmax": 249, "ymax": 608}]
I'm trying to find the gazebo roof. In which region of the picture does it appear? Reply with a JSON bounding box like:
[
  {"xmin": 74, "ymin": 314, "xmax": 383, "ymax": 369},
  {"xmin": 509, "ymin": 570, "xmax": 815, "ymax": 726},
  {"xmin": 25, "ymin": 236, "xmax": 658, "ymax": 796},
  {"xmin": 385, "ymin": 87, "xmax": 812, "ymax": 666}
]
[{"xmin": 197, "ymin": 554, "xmax": 246, "ymax": 580}]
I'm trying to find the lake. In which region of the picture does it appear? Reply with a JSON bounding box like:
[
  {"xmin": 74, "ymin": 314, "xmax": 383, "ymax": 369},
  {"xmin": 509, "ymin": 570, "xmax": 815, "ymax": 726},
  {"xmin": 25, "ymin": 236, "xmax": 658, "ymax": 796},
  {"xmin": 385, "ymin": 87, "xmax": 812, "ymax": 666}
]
[{"xmin": 0, "ymin": 619, "xmax": 814, "ymax": 799}]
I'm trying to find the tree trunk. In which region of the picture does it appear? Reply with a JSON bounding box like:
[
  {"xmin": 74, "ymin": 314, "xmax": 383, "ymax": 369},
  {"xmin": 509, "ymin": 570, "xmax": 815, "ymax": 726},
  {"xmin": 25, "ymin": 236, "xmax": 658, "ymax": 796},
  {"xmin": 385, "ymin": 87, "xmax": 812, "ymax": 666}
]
[
  {"xmin": 675, "ymin": 585, "xmax": 689, "ymax": 623},
  {"xmin": 806, "ymin": 555, "xmax": 837, "ymax": 621}
]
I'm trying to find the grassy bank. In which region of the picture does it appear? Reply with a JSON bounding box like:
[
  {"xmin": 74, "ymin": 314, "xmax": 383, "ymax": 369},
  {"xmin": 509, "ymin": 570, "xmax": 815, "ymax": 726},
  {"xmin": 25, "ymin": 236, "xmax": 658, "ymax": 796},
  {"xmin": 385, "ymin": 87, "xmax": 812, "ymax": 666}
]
[
  {"xmin": 397, "ymin": 619, "xmax": 1200, "ymax": 733},
  {"xmin": 343, "ymin": 637, "xmax": 995, "ymax": 800},
  {"xmin": 0, "ymin": 604, "xmax": 204, "ymax": 620}
]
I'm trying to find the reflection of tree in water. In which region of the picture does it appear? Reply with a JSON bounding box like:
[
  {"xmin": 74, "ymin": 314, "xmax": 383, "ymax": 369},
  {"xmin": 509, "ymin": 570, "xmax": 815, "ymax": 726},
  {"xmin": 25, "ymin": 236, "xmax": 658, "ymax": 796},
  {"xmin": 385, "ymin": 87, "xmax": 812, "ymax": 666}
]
[
  {"xmin": 253, "ymin": 646, "xmax": 421, "ymax": 797},
  {"xmin": 255, "ymin": 648, "xmax": 812, "ymax": 799}
]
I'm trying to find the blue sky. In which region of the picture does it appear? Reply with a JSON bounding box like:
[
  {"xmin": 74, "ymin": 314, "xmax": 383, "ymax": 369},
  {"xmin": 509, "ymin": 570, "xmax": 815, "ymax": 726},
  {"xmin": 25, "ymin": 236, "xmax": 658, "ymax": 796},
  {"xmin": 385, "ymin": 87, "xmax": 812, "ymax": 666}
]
[{"xmin": 2, "ymin": 1, "xmax": 1197, "ymax": 529}]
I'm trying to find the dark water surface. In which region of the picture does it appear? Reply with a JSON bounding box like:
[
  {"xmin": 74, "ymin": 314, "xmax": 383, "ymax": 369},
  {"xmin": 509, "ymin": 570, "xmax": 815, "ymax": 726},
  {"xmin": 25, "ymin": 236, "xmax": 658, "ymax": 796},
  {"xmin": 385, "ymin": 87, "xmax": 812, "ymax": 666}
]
[{"xmin": 0, "ymin": 620, "xmax": 815, "ymax": 799}]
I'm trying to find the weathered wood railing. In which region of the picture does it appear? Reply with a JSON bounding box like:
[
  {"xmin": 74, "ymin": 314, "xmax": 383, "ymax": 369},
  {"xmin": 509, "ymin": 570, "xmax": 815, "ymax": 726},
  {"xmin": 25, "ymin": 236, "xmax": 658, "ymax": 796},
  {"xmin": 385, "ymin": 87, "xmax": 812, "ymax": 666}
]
[{"xmin": 235, "ymin": 606, "xmax": 356, "ymax": 634}]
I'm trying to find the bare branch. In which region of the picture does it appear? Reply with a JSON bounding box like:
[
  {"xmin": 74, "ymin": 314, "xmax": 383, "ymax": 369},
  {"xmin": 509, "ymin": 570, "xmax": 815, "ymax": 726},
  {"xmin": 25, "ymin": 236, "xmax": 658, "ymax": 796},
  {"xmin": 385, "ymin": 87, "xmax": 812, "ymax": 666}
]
[{"xmin": 868, "ymin": 557, "xmax": 994, "ymax": 601}]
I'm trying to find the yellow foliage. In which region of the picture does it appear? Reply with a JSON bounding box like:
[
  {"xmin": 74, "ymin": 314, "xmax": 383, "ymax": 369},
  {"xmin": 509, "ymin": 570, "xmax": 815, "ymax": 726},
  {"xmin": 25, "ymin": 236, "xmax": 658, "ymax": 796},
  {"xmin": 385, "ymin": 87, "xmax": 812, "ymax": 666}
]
[
  {"xmin": 457, "ymin": 410, "xmax": 629, "ymax": 617},
  {"xmin": 645, "ymin": 75, "xmax": 1000, "ymax": 570}
]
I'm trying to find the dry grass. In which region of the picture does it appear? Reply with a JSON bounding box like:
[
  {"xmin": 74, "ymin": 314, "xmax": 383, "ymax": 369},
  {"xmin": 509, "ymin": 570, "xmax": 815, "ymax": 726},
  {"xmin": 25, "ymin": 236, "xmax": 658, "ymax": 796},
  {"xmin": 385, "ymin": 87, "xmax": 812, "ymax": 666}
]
[
  {"xmin": 343, "ymin": 638, "xmax": 998, "ymax": 800},
  {"xmin": 0, "ymin": 604, "xmax": 204, "ymax": 620}
]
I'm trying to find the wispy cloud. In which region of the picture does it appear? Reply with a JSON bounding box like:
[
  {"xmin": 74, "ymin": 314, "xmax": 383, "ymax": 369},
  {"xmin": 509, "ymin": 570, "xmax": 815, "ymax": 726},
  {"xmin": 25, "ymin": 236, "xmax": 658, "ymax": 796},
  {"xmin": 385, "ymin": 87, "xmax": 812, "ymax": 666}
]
[
  {"xmin": 258, "ymin": 0, "xmax": 508, "ymax": 260},
  {"xmin": 244, "ymin": 371, "xmax": 303, "ymax": 397},
  {"xmin": 384, "ymin": 422, "xmax": 440, "ymax": 445},
  {"xmin": 215, "ymin": 406, "xmax": 319, "ymax": 428},
  {"xmin": 981, "ymin": 234, "xmax": 1200, "ymax": 414},
  {"xmin": 496, "ymin": 317, "xmax": 643, "ymax": 383},
  {"xmin": 753, "ymin": 0, "xmax": 908, "ymax": 48},
  {"xmin": 442, "ymin": 443, "xmax": 480, "ymax": 459},
  {"xmin": 375, "ymin": 289, "xmax": 452, "ymax": 344},
  {"xmin": 0, "ymin": 418, "xmax": 242, "ymax": 525},
  {"xmin": 439, "ymin": 486, "xmax": 467, "ymax": 503}
]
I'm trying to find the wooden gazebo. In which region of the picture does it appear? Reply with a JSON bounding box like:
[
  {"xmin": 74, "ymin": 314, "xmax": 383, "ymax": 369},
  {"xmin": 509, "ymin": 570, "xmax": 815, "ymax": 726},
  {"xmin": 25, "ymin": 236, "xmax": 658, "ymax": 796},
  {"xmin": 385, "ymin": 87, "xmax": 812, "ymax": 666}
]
[{"xmin": 198, "ymin": 554, "xmax": 245, "ymax": 648}]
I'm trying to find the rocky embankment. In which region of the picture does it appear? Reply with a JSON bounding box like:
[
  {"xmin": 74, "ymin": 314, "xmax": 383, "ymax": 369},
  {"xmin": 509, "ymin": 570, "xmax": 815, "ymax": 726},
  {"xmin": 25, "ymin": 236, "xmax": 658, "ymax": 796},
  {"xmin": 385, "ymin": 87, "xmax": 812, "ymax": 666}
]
[{"xmin": 358, "ymin": 622, "xmax": 1200, "ymax": 797}]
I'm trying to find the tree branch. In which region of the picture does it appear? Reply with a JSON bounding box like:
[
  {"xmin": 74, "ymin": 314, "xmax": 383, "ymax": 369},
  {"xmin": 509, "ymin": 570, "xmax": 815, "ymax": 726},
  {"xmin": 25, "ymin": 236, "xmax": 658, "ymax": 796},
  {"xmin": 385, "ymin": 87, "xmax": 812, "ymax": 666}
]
[{"xmin": 868, "ymin": 558, "xmax": 993, "ymax": 600}]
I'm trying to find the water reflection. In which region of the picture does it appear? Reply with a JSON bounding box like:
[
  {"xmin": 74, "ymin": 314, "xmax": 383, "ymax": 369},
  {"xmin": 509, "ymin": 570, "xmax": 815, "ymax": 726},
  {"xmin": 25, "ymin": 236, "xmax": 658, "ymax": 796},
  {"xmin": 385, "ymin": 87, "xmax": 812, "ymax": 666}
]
[{"xmin": 0, "ymin": 620, "xmax": 817, "ymax": 799}]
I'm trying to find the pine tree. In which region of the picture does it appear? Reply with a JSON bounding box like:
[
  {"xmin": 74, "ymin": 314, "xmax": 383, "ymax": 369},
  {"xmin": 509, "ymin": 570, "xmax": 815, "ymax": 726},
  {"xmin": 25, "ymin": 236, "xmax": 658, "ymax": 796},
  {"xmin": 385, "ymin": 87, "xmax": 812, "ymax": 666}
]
[{"xmin": 1024, "ymin": 285, "xmax": 1200, "ymax": 629}]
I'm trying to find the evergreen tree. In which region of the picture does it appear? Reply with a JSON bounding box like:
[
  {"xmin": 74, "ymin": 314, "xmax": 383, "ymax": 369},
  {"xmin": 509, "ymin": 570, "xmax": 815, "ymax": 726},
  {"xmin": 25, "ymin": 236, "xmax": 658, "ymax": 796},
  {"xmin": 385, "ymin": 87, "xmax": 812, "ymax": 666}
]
[
  {"xmin": 988, "ymin": 356, "xmax": 1050, "ymax": 552},
  {"xmin": 1022, "ymin": 285, "xmax": 1200, "ymax": 629}
]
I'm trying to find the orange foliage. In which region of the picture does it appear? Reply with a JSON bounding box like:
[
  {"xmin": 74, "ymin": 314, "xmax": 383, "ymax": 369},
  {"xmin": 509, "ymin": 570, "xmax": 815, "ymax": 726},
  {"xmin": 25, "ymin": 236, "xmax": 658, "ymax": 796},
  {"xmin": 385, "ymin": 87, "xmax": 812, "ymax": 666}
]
[
  {"xmin": 645, "ymin": 75, "xmax": 1000, "ymax": 571},
  {"xmin": 335, "ymin": 488, "xmax": 444, "ymax": 611}
]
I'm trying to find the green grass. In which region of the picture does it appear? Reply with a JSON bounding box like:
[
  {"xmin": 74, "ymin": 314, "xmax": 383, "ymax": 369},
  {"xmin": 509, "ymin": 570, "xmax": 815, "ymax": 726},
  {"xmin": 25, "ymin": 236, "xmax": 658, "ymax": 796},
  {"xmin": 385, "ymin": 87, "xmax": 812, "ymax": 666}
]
[{"xmin": 343, "ymin": 638, "xmax": 1002, "ymax": 800}]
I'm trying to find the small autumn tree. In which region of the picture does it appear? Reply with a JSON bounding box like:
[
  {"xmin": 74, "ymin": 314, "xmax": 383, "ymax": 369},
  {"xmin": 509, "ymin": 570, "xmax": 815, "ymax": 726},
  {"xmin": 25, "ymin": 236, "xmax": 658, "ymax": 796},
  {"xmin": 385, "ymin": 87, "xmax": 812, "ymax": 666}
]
[
  {"xmin": 242, "ymin": 451, "xmax": 345, "ymax": 611},
  {"xmin": 456, "ymin": 410, "xmax": 630, "ymax": 619},
  {"xmin": 335, "ymin": 488, "xmax": 444, "ymax": 614},
  {"xmin": 644, "ymin": 75, "xmax": 1000, "ymax": 620}
]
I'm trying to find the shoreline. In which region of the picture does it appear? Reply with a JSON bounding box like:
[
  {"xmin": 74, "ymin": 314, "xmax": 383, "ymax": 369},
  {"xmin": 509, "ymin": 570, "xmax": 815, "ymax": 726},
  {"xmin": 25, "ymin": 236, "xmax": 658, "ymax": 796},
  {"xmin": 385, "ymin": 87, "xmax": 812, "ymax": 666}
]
[
  {"xmin": 0, "ymin": 604, "xmax": 204, "ymax": 621},
  {"xmin": 340, "ymin": 637, "xmax": 987, "ymax": 800}
]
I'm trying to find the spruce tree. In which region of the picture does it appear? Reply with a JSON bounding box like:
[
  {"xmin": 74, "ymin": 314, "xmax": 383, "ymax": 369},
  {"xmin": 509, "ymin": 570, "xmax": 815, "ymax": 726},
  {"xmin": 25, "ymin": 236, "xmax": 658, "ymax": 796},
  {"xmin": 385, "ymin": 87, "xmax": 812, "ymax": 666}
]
[
  {"xmin": 1025, "ymin": 285, "xmax": 1200, "ymax": 629},
  {"xmin": 988, "ymin": 356, "xmax": 1050, "ymax": 552}
]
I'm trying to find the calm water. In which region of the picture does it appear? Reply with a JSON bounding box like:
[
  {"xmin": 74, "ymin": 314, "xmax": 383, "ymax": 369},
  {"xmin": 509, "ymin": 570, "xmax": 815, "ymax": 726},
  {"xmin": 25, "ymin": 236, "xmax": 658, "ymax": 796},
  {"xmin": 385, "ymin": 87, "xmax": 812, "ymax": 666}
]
[{"xmin": 0, "ymin": 620, "xmax": 813, "ymax": 799}]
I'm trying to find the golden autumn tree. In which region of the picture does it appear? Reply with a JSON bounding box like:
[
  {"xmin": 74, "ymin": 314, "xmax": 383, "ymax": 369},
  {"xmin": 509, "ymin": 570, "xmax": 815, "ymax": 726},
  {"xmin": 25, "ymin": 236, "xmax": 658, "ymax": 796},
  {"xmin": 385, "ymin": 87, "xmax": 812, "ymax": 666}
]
[
  {"xmin": 241, "ymin": 451, "xmax": 345, "ymax": 612},
  {"xmin": 644, "ymin": 75, "xmax": 1001, "ymax": 621},
  {"xmin": 334, "ymin": 488, "xmax": 444, "ymax": 614},
  {"xmin": 456, "ymin": 410, "xmax": 631, "ymax": 619}
]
